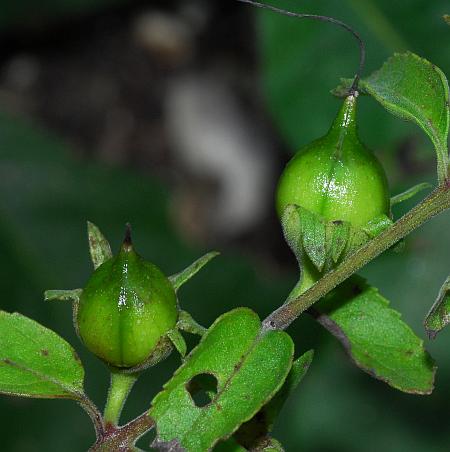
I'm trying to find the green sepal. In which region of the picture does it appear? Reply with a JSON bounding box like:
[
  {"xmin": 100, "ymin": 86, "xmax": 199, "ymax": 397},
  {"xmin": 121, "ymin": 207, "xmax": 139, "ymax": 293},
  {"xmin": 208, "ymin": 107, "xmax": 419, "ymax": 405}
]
[
  {"xmin": 87, "ymin": 221, "xmax": 113, "ymax": 269},
  {"xmin": 117, "ymin": 336, "xmax": 174, "ymax": 375},
  {"xmin": 280, "ymin": 205, "xmax": 302, "ymax": 263},
  {"xmin": 424, "ymin": 276, "xmax": 450, "ymax": 339},
  {"xmin": 170, "ymin": 251, "xmax": 220, "ymax": 292},
  {"xmin": 44, "ymin": 289, "xmax": 82, "ymax": 303},
  {"xmin": 300, "ymin": 207, "xmax": 327, "ymax": 271},
  {"xmin": 281, "ymin": 205, "xmax": 327, "ymax": 271},
  {"xmin": 177, "ymin": 310, "xmax": 207, "ymax": 337},
  {"xmin": 45, "ymin": 288, "xmax": 82, "ymax": 337},
  {"xmin": 326, "ymin": 220, "xmax": 351, "ymax": 264},
  {"xmin": 167, "ymin": 328, "xmax": 187, "ymax": 358},
  {"xmin": 362, "ymin": 214, "xmax": 393, "ymax": 238},
  {"xmin": 361, "ymin": 215, "xmax": 407, "ymax": 254},
  {"xmin": 281, "ymin": 205, "xmax": 351, "ymax": 273},
  {"xmin": 391, "ymin": 182, "xmax": 432, "ymax": 207}
]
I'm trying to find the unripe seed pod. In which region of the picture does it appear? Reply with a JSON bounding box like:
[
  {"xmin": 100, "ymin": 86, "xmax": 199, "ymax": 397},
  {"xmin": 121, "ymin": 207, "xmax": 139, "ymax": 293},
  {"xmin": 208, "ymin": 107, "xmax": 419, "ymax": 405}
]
[
  {"xmin": 77, "ymin": 230, "xmax": 178, "ymax": 368},
  {"xmin": 276, "ymin": 95, "xmax": 390, "ymax": 225},
  {"xmin": 276, "ymin": 95, "xmax": 390, "ymax": 290}
]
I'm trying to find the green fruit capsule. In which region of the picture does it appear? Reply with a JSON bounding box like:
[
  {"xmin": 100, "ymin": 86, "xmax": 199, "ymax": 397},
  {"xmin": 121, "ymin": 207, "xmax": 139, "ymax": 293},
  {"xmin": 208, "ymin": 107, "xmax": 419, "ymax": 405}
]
[
  {"xmin": 77, "ymin": 230, "xmax": 177, "ymax": 368},
  {"xmin": 276, "ymin": 95, "xmax": 390, "ymax": 225},
  {"xmin": 276, "ymin": 95, "xmax": 390, "ymax": 290}
]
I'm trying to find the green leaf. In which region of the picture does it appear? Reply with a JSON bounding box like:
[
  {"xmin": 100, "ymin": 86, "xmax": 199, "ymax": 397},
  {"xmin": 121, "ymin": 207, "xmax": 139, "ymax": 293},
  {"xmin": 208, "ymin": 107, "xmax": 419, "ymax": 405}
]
[
  {"xmin": 150, "ymin": 308, "xmax": 294, "ymax": 451},
  {"xmin": 169, "ymin": 251, "xmax": 220, "ymax": 292},
  {"xmin": 232, "ymin": 350, "xmax": 313, "ymax": 450},
  {"xmin": 424, "ymin": 276, "xmax": 450, "ymax": 339},
  {"xmin": 0, "ymin": 311, "xmax": 85, "ymax": 399},
  {"xmin": 344, "ymin": 53, "xmax": 449, "ymax": 184},
  {"xmin": 314, "ymin": 277, "xmax": 436, "ymax": 395},
  {"xmin": 87, "ymin": 221, "xmax": 112, "ymax": 269},
  {"xmin": 391, "ymin": 182, "xmax": 432, "ymax": 206},
  {"xmin": 263, "ymin": 350, "xmax": 314, "ymax": 430}
]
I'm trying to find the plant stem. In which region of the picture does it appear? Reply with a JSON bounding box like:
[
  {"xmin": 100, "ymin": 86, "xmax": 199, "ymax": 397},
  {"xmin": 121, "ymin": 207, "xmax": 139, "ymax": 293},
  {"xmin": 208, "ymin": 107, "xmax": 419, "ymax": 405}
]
[
  {"xmin": 264, "ymin": 184, "xmax": 450, "ymax": 331},
  {"xmin": 103, "ymin": 370, "xmax": 139, "ymax": 427},
  {"xmin": 78, "ymin": 394, "xmax": 105, "ymax": 438},
  {"xmin": 90, "ymin": 413, "xmax": 154, "ymax": 452},
  {"xmin": 237, "ymin": 0, "xmax": 365, "ymax": 92}
]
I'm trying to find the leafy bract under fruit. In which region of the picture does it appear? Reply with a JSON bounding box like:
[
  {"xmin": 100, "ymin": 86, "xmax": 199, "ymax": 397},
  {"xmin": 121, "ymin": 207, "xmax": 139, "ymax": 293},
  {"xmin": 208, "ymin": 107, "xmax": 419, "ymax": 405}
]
[
  {"xmin": 77, "ymin": 236, "xmax": 177, "ymax": 368},
  {"xmin": 277, "ymin": 96, "xmax": 391, "ymax": 291}
]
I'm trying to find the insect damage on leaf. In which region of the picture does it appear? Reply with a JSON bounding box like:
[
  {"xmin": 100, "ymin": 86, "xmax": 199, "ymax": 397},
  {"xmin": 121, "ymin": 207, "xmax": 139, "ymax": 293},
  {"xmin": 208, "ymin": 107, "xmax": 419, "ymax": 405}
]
[{"xmin": 149, "ymin": 308, "xmax": 294, "ymax": 452}]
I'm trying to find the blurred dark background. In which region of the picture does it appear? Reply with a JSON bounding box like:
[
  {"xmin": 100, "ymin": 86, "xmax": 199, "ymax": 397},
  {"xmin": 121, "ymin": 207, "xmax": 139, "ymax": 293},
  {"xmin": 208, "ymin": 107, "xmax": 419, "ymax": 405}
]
[{"xmin": 0, "ymin": 1, "xmax": 449, "ymax": 451}]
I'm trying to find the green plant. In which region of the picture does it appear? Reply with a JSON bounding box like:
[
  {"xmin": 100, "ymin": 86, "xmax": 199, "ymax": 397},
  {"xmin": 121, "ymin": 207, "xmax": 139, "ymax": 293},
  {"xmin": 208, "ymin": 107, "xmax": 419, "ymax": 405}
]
[{"xmin": 1, "ymin": 2, "xmax": 450, "ymax": 451}]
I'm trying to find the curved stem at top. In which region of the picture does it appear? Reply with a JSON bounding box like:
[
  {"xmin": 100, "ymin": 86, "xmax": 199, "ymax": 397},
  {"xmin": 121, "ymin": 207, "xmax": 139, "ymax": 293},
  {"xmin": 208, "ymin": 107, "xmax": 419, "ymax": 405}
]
[{"xmin": 237, "ymin": 0, "xmax": 366, "ymax": 92}]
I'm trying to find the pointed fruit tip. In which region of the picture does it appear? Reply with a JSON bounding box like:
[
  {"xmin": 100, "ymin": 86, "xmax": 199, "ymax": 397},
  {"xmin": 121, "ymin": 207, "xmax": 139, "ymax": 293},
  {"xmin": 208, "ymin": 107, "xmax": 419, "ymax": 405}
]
[{"xmin": 122, "ymin": 223, "xmax": 133, "ymax": 251}]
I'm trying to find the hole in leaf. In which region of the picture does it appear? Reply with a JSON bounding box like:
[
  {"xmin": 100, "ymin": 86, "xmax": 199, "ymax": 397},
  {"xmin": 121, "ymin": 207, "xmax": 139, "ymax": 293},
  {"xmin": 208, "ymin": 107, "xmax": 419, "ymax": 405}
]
[{"xmin": 186, "ymin": 373, "xmax": 218, "ymax": 408}]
